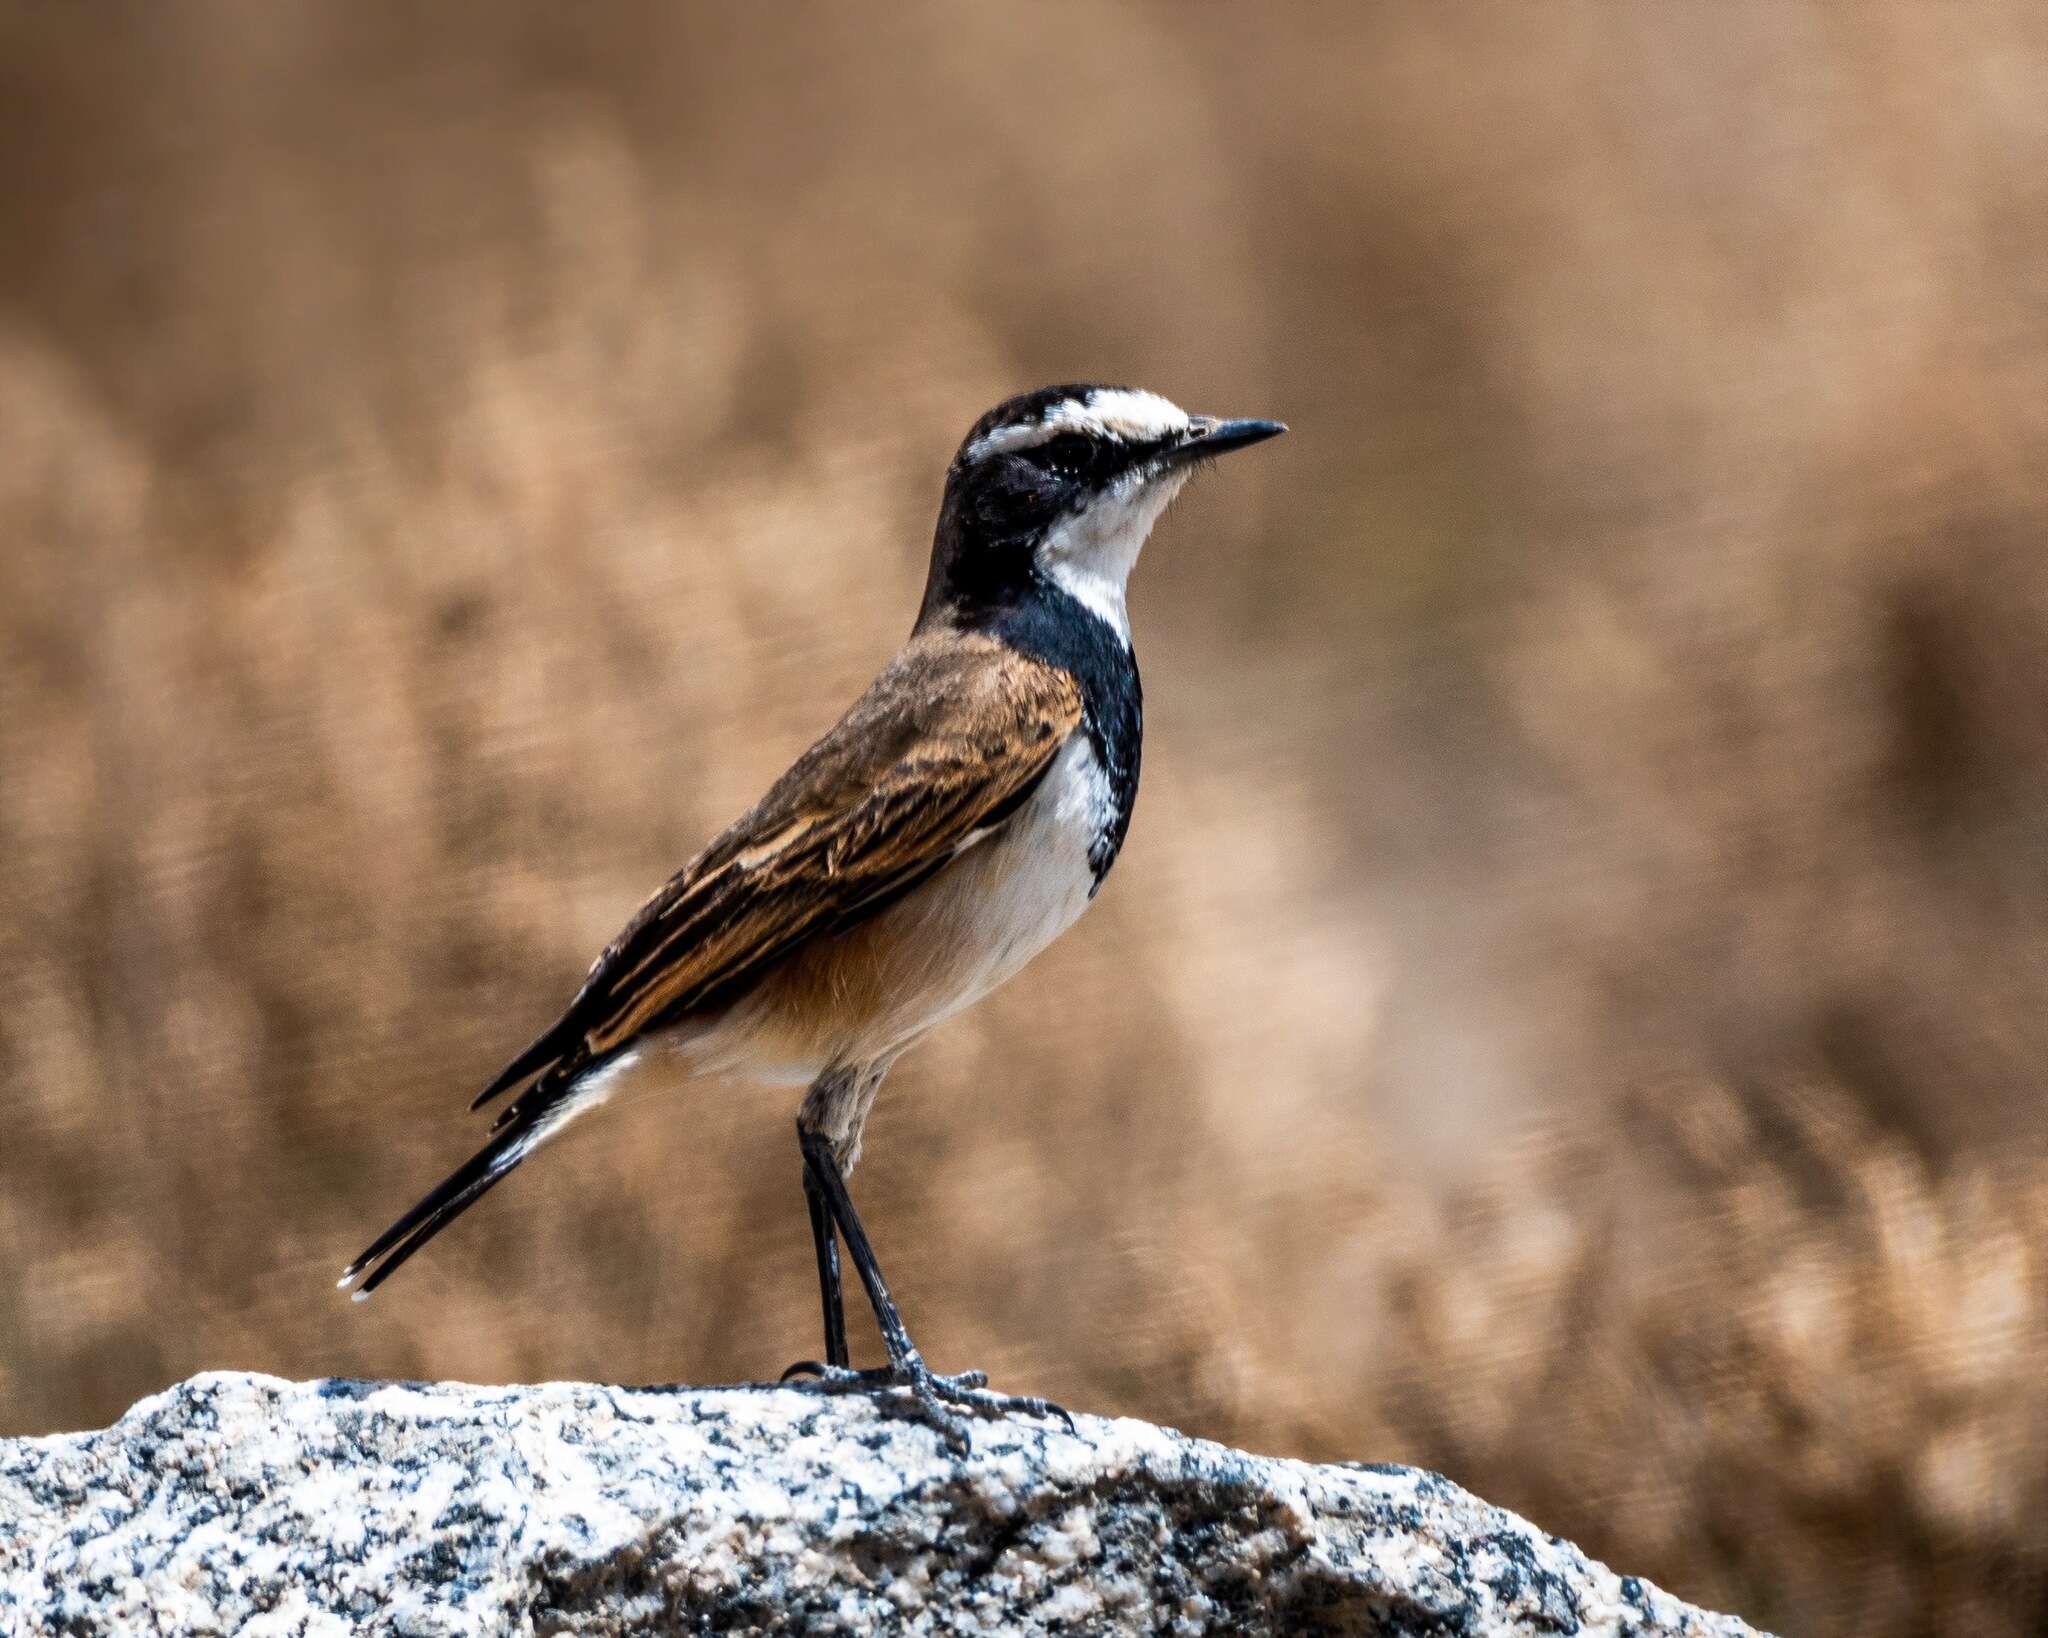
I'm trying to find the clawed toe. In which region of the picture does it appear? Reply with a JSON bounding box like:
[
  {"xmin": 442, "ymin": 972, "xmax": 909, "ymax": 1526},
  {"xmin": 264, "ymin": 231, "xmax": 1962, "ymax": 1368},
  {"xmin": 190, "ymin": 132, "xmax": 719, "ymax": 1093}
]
[
  {"xmin": 779, "ymin": 1360, "xmax": 893, "ymax": 1389},
  {"xmin": 779, "ymin": 1358, "xmax": 1071, "ymax": 1446},
  {"xmin": 907, "ymin": 1370, "xmax": 1076, "ymax": 1450},
  {"xmin": 932, "ymin": 1378, "xmax": 1074, "ymax": 1436}
]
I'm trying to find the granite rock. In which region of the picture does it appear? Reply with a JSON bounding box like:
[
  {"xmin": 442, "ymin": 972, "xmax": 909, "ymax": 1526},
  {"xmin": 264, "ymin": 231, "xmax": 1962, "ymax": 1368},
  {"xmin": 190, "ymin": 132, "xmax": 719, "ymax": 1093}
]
[{"xmin": 0, "ymin": 1372, "xmax": 1764, "ymax": 1636}]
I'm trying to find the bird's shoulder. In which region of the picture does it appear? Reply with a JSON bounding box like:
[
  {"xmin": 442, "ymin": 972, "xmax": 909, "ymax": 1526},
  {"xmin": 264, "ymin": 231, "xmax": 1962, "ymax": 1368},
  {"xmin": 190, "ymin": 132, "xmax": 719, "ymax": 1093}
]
[{"xmin": 703, "ymin": 628, "xmax": 1085, "ymax": 860}]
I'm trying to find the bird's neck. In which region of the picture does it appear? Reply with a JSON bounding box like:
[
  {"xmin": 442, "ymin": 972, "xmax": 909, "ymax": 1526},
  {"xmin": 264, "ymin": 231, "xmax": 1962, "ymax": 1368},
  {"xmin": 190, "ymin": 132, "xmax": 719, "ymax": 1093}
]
[{"xmin": 924, "ymin": 558, "xmax": 1137, "ymax": 672}]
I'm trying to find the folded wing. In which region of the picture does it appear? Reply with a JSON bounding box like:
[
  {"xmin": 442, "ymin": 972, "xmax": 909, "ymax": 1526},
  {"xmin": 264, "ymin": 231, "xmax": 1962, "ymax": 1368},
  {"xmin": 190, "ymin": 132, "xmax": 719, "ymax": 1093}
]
[{"xmin": 477, "ymin": 634, "xmax": 1083, "ymax": 1115}]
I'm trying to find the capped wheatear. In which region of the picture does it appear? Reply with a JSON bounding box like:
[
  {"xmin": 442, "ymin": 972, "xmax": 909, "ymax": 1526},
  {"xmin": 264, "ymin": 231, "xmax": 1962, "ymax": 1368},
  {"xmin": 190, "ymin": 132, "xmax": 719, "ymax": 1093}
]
[{"xmin": 342, "ymin": 383, "xmax": 1285, "ymax": 1436}]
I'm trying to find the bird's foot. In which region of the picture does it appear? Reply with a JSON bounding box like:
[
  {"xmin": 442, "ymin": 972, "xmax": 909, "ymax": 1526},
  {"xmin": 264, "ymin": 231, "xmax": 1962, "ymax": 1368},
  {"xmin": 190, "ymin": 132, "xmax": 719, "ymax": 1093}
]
[{"xmin": 779, "ymin": 1356, "xmax": 1073, "ymax": 1451}]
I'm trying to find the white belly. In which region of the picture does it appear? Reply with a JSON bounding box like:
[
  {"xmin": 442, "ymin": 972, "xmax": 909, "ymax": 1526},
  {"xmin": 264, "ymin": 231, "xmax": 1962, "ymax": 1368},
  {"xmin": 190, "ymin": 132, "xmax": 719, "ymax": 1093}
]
[
  {"xmin": 875, "ymin": 731, "xmax": 1111, "ymax": 1033},
  {"xmin": 679, "ymin": 733, "xmax": 1113, "ymax": 1083}
]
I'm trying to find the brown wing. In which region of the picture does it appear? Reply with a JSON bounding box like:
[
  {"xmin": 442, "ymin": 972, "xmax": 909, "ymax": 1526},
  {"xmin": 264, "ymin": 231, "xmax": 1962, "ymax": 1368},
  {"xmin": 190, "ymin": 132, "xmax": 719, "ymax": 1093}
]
[{"xmin": 471, "ymin": 632, "xmax": 1082, "ymax": 1119}]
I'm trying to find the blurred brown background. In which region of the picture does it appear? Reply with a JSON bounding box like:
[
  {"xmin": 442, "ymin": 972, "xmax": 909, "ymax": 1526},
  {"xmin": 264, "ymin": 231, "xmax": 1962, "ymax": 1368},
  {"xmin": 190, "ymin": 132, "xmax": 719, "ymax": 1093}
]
[{"xmin": 6, "ymin": 3, "xmax": 2048, "ymax": 1631}]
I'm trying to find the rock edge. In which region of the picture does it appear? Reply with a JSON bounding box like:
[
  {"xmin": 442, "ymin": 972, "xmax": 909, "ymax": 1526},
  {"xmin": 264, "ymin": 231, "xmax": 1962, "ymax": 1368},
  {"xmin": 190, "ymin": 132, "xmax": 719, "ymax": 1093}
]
[{"xmin": 0, "ymin": 1372, "xmax": 1765, "ymax": 1636}]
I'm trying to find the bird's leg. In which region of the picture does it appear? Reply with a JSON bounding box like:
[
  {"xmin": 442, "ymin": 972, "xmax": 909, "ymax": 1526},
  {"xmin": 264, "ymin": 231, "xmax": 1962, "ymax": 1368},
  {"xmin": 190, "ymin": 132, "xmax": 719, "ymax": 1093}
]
[
  {"xmin": 779, "ymin": 1067, "xmax": 872, "ymax": 1384},
  {"xmin": 798, "ymin": 1123, "xmax": 928, "ymax": 1376},
  {"xmin": 780, "ymin": 1119, "xmax": 1072, "ymax": 1446},
  {"xmin": 803, "ymin": 1159, "xmax": 849, "ymax": 1369},
  {"xmin": 779, "ymin": 1068, "xmax": 870, "ymax": 1384}
]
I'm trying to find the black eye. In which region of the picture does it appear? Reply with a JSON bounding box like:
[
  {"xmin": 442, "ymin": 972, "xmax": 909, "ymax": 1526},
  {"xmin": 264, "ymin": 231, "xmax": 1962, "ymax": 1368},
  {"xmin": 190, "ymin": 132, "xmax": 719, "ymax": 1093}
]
[{"xmin": 1025, "ymin": 433, "xmax": 1096, "ymax": 480}]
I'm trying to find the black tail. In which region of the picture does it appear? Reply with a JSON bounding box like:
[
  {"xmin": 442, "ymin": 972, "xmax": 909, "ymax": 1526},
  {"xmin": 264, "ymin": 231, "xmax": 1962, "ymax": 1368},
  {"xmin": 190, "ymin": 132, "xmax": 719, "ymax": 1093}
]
[{"xmin": 340, "ymin": 1070, "xmax": 580, "ymax": 1299}]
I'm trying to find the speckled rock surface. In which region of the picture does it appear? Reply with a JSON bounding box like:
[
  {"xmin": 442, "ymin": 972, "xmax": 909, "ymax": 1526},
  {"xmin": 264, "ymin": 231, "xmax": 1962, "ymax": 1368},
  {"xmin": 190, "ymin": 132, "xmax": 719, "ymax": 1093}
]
[{"xmin": 0, "ymin": 1372, "xmax": 1764, "ymax": 1636}]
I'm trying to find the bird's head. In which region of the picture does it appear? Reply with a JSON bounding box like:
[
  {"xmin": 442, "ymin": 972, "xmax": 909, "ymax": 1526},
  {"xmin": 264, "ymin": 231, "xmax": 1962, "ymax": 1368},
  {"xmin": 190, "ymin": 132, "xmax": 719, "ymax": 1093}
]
[{"xmin": 919, "ymin": 384, "xmax": 1285, "ymax": 640}]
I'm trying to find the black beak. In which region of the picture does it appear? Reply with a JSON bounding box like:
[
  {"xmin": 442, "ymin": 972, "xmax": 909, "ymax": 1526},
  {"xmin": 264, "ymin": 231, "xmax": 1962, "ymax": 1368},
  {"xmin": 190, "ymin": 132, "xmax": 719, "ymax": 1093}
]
[{"xmin": 1168, "ymin": 416, "xmax": 1288, "ymax": 465}]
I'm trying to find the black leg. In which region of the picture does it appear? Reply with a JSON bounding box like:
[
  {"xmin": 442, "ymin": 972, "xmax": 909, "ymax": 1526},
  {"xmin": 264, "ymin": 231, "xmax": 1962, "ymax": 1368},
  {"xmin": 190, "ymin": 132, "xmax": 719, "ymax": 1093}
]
[
  {"xmin": 798, "ymin": 1125, "xmax": 925, "ymax": 1373},
  {"xmin": 805, "ymin": 1160, "xmax": 850, "ymax": 1369},
  {"xmin": 781, "ymin": 1120, "xmax": 1073, "ymax": 1446}
]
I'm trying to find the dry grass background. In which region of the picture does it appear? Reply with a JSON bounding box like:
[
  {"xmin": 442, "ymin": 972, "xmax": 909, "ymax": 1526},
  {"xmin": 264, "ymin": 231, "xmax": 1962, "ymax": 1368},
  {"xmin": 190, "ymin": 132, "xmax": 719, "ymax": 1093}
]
[{"xmin": 6, "ymin": 4, "xmax": 2048, "ymax": 1631}]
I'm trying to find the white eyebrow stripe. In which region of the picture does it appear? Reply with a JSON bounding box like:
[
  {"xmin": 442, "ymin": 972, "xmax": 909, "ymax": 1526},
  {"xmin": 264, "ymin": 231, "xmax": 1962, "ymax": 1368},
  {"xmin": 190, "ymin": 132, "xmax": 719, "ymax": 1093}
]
[
  {"xmin": 965, "ymin": 388, "xmax": 1189, "ymax": 463},
  {"xmin": 966, "ymin": 420, "xmax": 1067, "ymax": 460},
  {"xmin": 1078, "ymin": 387, "xmax": 1189, "ymax": 444}
]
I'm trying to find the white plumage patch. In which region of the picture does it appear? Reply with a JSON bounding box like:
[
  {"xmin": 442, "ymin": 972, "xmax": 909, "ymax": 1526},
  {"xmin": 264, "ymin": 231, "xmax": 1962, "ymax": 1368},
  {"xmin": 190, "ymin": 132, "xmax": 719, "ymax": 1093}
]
[
  {"xmin": 966, "ymin": 387, "xmax": 1190, "ymax": 463},
  {"xmin": 1038, "ymin": 465, "xmax": 1191, "ymax": 644},
  {"xmin": 504, "ymin": 1048, "xmax": 642, "ymax": 1167}
]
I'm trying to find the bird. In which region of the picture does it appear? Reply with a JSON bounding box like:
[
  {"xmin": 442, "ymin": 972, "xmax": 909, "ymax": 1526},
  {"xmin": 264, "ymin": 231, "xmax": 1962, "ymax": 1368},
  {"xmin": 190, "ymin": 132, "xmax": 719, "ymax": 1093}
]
[{"xmin": 340, "ymin": 383, "xmax": 1285, "ymax": 1436}]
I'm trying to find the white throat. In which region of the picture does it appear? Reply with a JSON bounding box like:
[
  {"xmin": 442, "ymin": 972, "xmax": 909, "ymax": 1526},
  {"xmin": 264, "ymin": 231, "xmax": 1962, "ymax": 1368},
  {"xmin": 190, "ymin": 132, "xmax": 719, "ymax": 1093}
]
[{"xmin": 1037, "ymin": 468, "xmax": 1189, "ymax": 644}]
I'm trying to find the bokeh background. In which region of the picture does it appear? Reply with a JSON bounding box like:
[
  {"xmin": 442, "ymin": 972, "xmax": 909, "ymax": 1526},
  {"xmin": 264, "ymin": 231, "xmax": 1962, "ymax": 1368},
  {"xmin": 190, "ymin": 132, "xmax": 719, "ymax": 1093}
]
[{"xmin": 6, "ymin": 4, "xmax": 2048, "ymax": 1631}]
